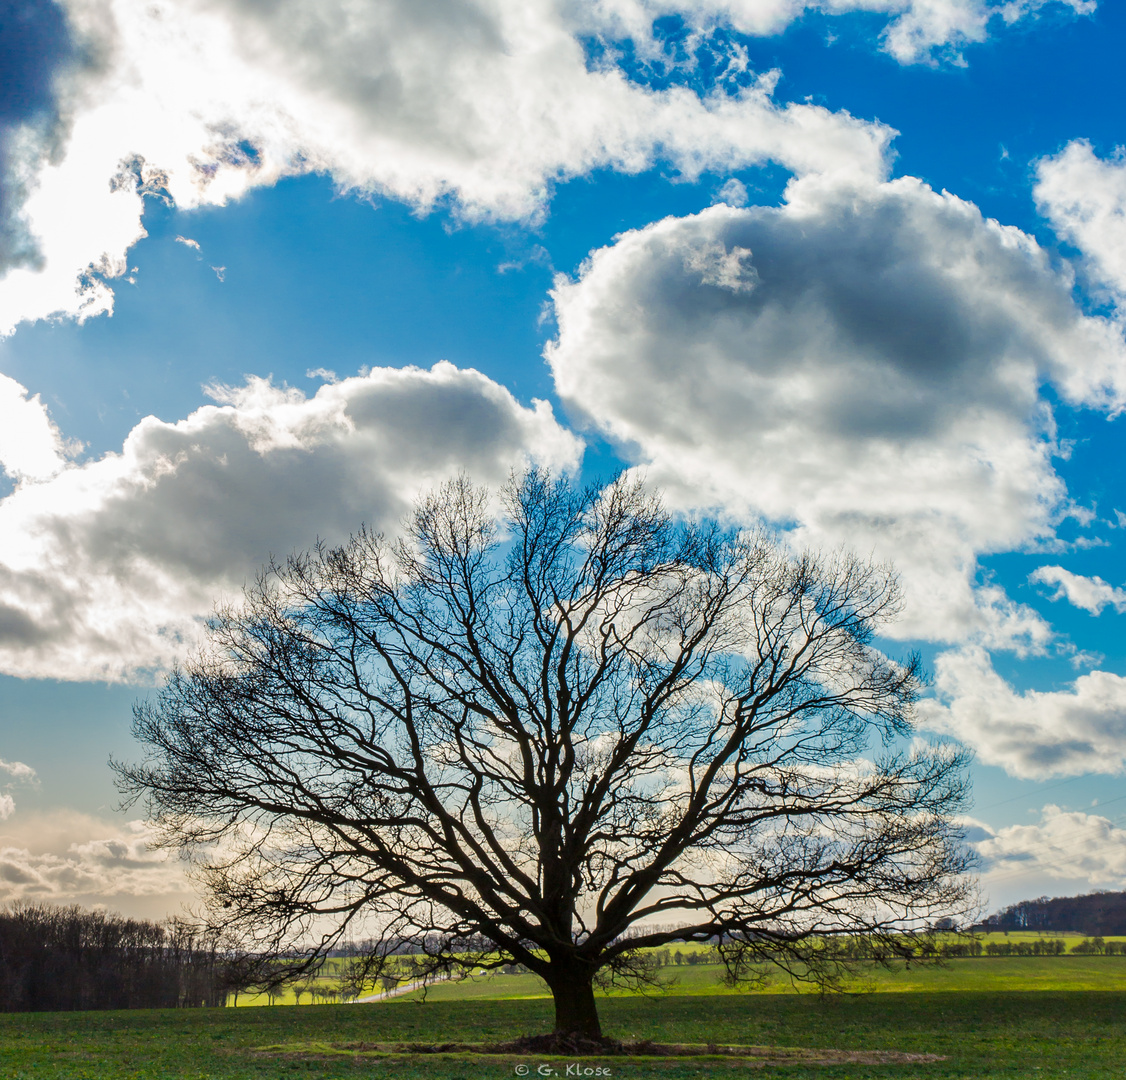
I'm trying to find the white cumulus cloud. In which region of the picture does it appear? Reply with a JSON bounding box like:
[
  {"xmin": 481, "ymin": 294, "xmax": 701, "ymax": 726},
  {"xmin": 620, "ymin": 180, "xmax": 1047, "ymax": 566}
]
[
  {"xmin": 0, "ymin": 0, "xmax": 895, "ymax": 336},
  {"xmin": 1031, "ymin": 565, "xmax": 1126, "ymax": 616},
  {"xmin": 975, "ymin": 804, "xmax": 1126, "ymax": 886},
  {"xmin": 1036, "ymin": 140, "xmax": 1126, "ymax": 301},
  {"xmin": 546, "ymin": 174, "xmax": 1126, "ymax": 651},
  {"xmin": 0, "ymin": 361, "xmax": 581, "ymax": 681},
  {"xmin": 920, "ymin": 646, "xmax": 1126, "ymax": 778}
]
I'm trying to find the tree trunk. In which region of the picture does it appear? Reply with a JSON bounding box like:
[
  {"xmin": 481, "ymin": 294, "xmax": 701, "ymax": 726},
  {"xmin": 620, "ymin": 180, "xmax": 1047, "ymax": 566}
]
[{"xmin": 548, "ymin": 966, "xmax": 602, "ymax": 1038}]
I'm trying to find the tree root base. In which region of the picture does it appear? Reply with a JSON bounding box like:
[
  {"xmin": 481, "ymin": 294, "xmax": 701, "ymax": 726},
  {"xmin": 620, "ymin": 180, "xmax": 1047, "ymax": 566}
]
[{"xmin": 496, "ymin": 1033, "xmax": 627, "ymax": 1056}]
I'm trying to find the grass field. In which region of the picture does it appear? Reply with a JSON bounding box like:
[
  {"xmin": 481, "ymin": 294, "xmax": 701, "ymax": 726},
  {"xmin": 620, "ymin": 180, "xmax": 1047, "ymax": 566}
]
[
  {"xmin": 231, "ymin": 934, "xmax": 1126, "ymax": 1007},
  {"xmin": 2, "ymin": 989, "xmax": 1124, "ymax": 1079},
  {"xmin": 10, "ymin": 949, "xmax": 1126, "ymax": 1078},
  {"xmin": 401, "ymin": 955, "xmax": 1126, "ymax": 1001}
]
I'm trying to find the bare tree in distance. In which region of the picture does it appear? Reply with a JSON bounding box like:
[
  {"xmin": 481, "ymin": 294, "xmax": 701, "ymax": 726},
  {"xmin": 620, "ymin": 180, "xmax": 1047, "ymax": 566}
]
[{"xmin": 116, "ymin": 470, "xmax": 972, "ymax": 1041}]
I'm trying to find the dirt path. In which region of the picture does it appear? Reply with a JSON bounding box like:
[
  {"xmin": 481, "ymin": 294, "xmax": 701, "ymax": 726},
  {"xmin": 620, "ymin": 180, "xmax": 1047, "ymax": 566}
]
[{"xmin": 353, "ymin": 974, "xmax": 450, "ymax": 1003}]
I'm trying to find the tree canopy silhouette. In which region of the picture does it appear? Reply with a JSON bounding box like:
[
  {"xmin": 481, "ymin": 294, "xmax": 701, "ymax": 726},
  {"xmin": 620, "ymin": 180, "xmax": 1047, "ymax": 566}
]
[{"xmin": 118, "ymin": 471, "xmax": 971, "ymax": 1039}]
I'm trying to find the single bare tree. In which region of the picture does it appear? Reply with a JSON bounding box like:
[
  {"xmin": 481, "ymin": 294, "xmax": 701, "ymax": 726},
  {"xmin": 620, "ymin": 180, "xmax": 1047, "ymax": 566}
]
[{"xmin": 117, "ymin": 471, "xmax": 971, "ymax": 1040}]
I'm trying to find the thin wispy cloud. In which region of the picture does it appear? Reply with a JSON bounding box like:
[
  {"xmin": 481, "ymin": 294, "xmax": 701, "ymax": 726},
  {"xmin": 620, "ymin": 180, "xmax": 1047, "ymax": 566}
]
[{"xmin": 1031, "ymin": 565, "xmax": 1126, "ymax": 615}]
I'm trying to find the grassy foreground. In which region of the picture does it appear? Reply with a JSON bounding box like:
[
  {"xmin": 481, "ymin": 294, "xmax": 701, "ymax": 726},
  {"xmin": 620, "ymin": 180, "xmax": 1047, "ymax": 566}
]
[{"xmin": 2, "ymin": 990, "xmax": 1124, "ymax": 1079}]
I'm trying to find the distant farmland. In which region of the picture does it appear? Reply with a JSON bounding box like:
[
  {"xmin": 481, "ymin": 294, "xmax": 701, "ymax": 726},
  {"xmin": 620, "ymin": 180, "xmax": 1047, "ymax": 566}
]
[{"xmin": 232, "ymin": 934, "xmax": 1126, "ymax": 1007}]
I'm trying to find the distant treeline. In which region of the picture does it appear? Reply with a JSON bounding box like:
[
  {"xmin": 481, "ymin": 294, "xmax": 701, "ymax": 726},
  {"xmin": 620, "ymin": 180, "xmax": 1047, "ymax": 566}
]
[
  {"xmin": 0, "ymin": 904, "xmax": 236, "ymax": 1012},
  {"xmin": 975, "ymin": 891, "xmax": 1126, "ymax": 936}
]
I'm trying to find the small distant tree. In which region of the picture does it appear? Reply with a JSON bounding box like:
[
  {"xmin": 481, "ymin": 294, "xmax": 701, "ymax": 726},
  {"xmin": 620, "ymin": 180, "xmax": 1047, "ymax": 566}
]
[
  {"xmin": 293, "ymin": 974, "xmax": 318, "ymax": 1006},
  {"xmin": 117, "ymin": 471, "xmax": 972, "ymax": 1041}
]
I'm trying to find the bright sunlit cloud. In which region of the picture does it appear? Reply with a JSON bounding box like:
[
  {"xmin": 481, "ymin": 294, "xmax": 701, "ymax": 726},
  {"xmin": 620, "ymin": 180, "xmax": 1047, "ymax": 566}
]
[
  {"xmin": 0, "ymin": 0, "xmax": 898, "ymax": 336},
  {"xmin": 0, "ymin": 373, "xmax": 74, "ymax": 483}
]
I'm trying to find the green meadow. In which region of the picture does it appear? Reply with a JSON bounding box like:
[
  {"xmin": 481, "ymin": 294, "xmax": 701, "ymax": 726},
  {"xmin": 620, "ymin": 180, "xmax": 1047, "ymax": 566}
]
[
  {"xmin": 403, "ymin": 953, "xmax": 1126, "ymax": 1001},
  {"xmin": 3, "ymin": 988, "xmax": 1125, "ymax": 1079},
  {"xmin": 6, "ymin": 952, "xmax": 1126, "ymax": 1079}
]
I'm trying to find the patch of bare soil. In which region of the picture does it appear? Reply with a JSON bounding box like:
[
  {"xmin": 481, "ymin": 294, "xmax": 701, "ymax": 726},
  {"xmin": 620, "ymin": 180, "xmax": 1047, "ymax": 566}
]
[
  {"xmin": 267, "ymin": 1037, "xmax": 945, "ymax": 1065},
  {"xmin": 491, "ymin": 1037, "xmax": 946, "ymax": 1065}
]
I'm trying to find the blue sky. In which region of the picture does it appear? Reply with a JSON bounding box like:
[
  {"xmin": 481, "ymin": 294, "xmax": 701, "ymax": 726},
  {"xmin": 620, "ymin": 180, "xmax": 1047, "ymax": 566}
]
[{"xmin": 1, "ymin": 0, "xmax": 1125, "ymax": 918}]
